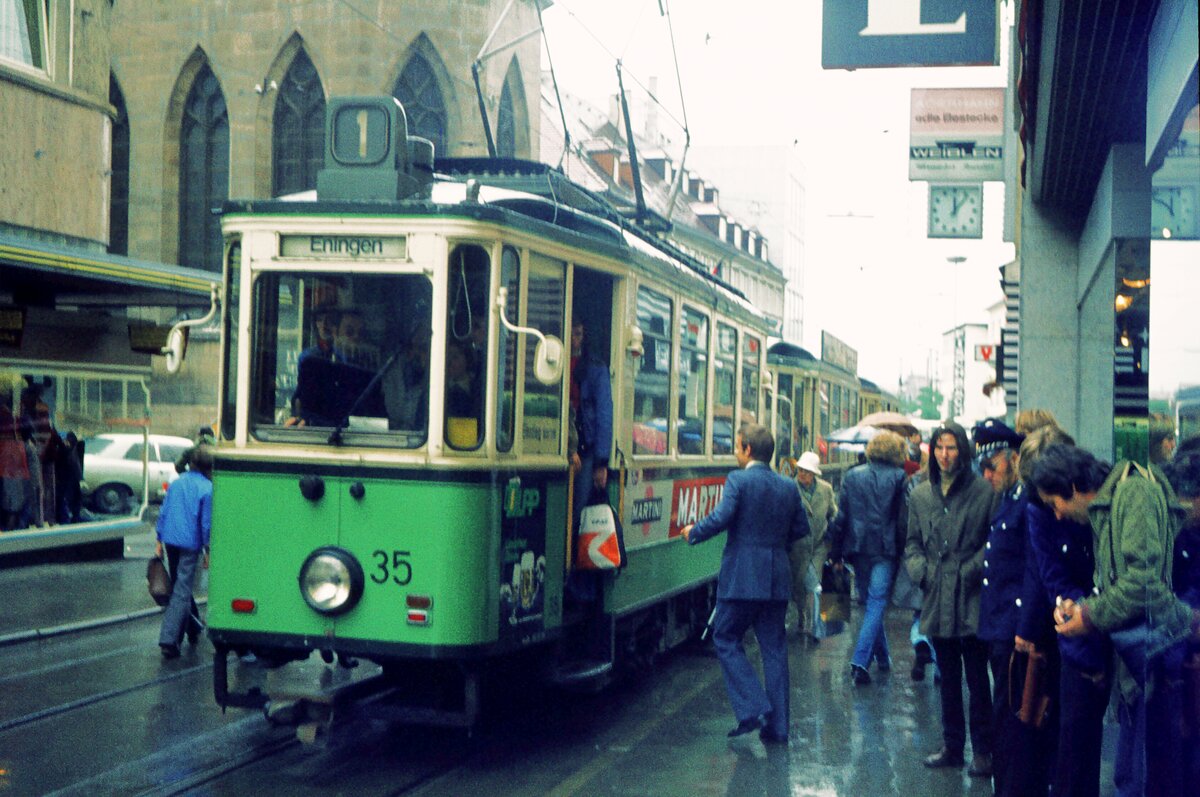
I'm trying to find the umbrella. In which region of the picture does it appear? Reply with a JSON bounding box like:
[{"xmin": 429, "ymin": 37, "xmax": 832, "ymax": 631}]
[
  {"xmin": 857, "ymin": 411, "xmax": 919, "ymax": 437},
  {"xmin": 826, "ymin": 425, "xmax": 882, "ymax": 445}
]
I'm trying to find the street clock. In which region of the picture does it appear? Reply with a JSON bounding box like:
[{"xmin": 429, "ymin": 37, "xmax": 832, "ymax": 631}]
[
  {"xmin": 1151, "ymin": 185, "xmax": 1197, "ymax": 239},
  {"xmin": 928, "ymin": 184, "xmax": 983, "ymax": 239}
]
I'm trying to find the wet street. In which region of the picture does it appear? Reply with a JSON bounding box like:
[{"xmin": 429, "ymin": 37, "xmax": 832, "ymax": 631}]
[{"xmin": 0, "ymin": 531, "xmax": 1119, "ymax": 796}]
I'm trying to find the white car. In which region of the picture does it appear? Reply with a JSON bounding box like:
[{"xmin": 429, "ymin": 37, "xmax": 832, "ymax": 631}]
[{"xmin": 81, "ymin": 433, "xmax": 194, "ymax": 513}]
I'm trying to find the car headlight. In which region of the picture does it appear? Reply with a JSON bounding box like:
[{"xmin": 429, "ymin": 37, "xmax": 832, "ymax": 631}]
[{"xmin": 298, "ymin": 547, "xmax": 364, "ymax": 615}]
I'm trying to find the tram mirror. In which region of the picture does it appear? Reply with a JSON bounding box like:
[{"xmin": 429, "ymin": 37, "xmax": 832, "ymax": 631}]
[
  {"xmin": 760, "ymin": 369, "xmax": 774, "ymax": 396},
  {"xmin": 163, "ymin": 327, "xmax": 188, "ymax": 374},
  {"xmin": 533, "ymin": 335, "xmax": 564, "ymax": 385},
  {"xmin": 625, "ymin": 324, "xmax": 644, "ymax": 358}
]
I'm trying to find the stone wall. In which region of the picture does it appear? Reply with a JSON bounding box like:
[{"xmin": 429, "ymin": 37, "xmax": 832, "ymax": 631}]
[
  {"xmin": 0, "ymin": 0, "xmax": 113, "ymax": 247},
  {"xmin": 110, "ymin": 0, "xmax": 543, "ymax": 267}
]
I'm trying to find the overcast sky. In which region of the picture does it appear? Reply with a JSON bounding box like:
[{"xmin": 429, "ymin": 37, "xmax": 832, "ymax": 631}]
[
  {"xmin": 541, "ymin": 0, "xmax": 1014, "ymax": 390},
  {"xmin": 541, "ymin": 0, "xmax": 1198, "ymax": 398}
]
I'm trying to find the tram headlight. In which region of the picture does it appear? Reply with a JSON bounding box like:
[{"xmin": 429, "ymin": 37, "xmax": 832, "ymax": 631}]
[{"xmin": 298, "ymin": 547, "xmax": 364, "ymax": 615}]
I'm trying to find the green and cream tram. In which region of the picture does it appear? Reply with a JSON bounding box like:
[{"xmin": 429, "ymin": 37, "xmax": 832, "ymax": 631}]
[{"xmin": 206, "ymin": 97, "xmax": 773, "ymax": 726}]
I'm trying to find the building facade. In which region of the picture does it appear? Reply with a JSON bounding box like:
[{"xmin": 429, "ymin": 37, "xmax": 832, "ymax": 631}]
[
  {"xmin": 109, "ymin": 0, "xmax": 544, "ymax": 275},
  {"xmin": 541, "ymin": 78, "xmax": 787, "ymax": 333},
  {"xmin": 688, "ymin": 144, "xmax": 806, "ymax": 343}
]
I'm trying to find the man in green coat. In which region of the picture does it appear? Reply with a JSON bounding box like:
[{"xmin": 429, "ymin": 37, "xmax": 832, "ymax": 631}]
[
  {"xmin": 904, "ymin": 421, "xmax": 997, "ymax": 777},
  {"xmin": 1029, "ymin": 443, "xmax": 1199, "ymax": 797}
]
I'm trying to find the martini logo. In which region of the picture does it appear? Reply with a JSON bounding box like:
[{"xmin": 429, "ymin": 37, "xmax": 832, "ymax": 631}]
[
  {"xmin": 631, "ymin": 497, "xmax": 663, "ymax": 525},
  {"xmin": 669, "ymin": 477, "xmax": 726, "ymax": 537}
]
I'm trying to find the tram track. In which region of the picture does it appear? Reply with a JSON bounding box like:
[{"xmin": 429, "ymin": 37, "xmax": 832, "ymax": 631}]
[{"xmin": 0, "ymin": 661, "xmax": 211, "ymax": 734}]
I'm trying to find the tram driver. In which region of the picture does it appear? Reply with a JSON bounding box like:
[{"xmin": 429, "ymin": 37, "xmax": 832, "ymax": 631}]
[{"xmin": 288, "ymin": 306, "xmax": 380, "ymax": 427}]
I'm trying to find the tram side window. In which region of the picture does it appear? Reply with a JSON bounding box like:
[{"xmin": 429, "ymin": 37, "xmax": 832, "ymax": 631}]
[
  {"xmin": 820, "ymin": 379, "xmax": 831, "ymax": 438},
  {"xmin": 678, "ymin": 306, "xmax": 709, "ymax": 455},
  {"xmin": 522, "ymin": 255, "xmax": 565, "ymax": 455},
  {"xmin": 741, "ymin": 334, "xmax": 761, "ymax": 425},
  {"xmin": 496, "ymin": 247, "xmax": 520, "ymax": 452},
  {"xmin": 220, "ymin": 238, "xmax": 240, "ymax": 440},
  {"xmin": 776, "ymin": 372, "xmax": 794, "ymax": 462},
  {"xmin": 794, "ymin": 380, "xmax": 809, "ymax": 453},
  {"xmin": 713, "ymin": 323, "xmax": 737, "ymax": 455},
  {"xmin": 250, "ymin": 272, "xmax": 432, "ymax": 446},
  {"xmin": 445, "ymin": 244, "xmax": 489, "ymax": 450},
  {"xmin": 632, "ymin": 286, "xmax": 674, "ymax": 455}
]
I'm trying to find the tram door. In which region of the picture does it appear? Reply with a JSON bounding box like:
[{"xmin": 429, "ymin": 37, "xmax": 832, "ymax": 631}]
[
  {"xmin": 571, "ymin": 269, "xmax": 614, "ymax": 372},
  {"xmin": 569, "ymin": 266, "xmax": 615, "ymax": 501}
]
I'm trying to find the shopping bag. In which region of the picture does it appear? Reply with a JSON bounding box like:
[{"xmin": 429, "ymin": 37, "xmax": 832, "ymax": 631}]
[
  {"xmin": 818, "ymin": 560, "xmax": 852, "ymax": 624},
  {"xmin": 575, "ymin": 501, "xmax": 627, "ymax": 570},
  {"xmin": 147, "ymin": 556, "xmax": 172, "ymax": 606}
]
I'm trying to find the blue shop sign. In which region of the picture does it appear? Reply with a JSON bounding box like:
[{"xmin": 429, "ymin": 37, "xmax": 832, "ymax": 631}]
[{"xmin": 823, "ymin": 0, "xmax": 999, "ymax": 69}]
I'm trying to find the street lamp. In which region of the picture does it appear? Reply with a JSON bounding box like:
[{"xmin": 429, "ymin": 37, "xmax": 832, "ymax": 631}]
[{"xmin": 946, "ymin": 256, "xmax": 967, "ymax": 420}]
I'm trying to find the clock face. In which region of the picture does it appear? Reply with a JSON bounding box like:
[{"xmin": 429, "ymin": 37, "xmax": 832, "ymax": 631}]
[
  {"xmin": 1151, "ymin": 185, "xmax": 1197, "ymax": 239},
  {"xmin": 929, "ymin": 185, "xmax": 983, "ymax": 239}
]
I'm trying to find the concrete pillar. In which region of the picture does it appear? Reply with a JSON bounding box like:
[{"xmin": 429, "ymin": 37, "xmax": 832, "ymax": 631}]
[{"xmin": 1017, "ymin": 199, "xmax": 1080, "ymax": 433}]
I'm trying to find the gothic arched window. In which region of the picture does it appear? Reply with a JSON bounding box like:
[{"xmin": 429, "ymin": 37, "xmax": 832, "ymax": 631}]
[
  {"xmin": 392, "ymin": 54, "xmax": 447, "ymax": 156},
  {"xmin": 497, "ymin": 78, "xmax": 516, "ymax": 158},
  {"xmin": 273, "ymin": 49, "xmax": 325, "ymax": 196},
  {"xmin": 179, "ymin": 65, "xmax": 229, "ymax": 272},
  {"xmin": 109, "ymin": 76, "xmax": 130, "ymax": 256}
]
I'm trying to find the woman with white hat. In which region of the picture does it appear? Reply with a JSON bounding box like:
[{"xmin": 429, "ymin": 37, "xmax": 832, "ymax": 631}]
[{"xmin": 790, "ymin": 451, "xmax": 837, "ymax": 644}]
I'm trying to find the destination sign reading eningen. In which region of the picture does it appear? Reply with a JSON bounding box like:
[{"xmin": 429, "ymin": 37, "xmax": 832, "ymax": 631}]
[{"xmin": 280, "ymin": 234, "xmax": 406, "ymax": 259}]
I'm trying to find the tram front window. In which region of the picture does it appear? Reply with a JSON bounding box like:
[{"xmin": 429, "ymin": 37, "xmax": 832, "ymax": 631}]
[{"xmin": 250, "ymin": 272, "xmax": 432, "ymax": 446}]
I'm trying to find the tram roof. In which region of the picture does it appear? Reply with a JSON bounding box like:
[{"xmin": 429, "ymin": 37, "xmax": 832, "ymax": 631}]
[
  {"xmin": 226, "ymin": 161, "xmax": 761, "ymax": 318},
  {"xmin": 0, "ymin": 230, "xmax": 215, "ymax": 308},
  {"xmin": 767, "ymin": 341, "xmax": 818, "ymax": 366}
]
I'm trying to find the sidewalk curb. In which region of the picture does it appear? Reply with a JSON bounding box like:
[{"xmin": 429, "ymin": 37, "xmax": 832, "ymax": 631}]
[{"xmin": 0, "ymin": 597, "xmax": 208, "ymax": 647}]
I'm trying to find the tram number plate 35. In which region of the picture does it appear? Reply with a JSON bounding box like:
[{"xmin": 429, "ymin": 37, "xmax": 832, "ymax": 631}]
[{"xmin": 369, "ymin": 550, "xmax": 413, "ymax": 586}]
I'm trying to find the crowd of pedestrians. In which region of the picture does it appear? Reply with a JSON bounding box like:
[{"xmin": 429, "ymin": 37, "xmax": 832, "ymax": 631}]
[
  {"xmin": 1, "ymin": 380, "xmax": 83, "ymax": 531},
  {"xmin": 797, "ymin": 412, "xmax": 1200, "ymax": 797},
  {"xmin": 675, "ymin": 412, "xmax": 1198, "ymax": 793}
]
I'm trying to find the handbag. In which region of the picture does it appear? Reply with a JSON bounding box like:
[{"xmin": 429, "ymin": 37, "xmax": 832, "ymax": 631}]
[
  {"xmin": 1010, "ymin": 649, "xmax": 1052, "ymax": 728},
  {"xmin": 818, "ymin": 559, "xmax": 852, "ymax": 624},
  {"xmin": 147, "ymin": 556, "xmax": 172, "ymax": 606},
  {"xmin": 575, "ymin": 499, "xmax": 627, "ymax": 571}
]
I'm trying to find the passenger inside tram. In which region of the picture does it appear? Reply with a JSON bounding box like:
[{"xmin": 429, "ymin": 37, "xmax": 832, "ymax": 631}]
[{"xmin": 379, "ymin": 323, "xmax": 431, "ymax": 433}]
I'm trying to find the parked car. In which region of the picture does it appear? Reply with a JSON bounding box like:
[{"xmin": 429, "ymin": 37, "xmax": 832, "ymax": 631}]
[{"xmin": 81, "ymin": 433, "xmax": 193, "ymax": 514}]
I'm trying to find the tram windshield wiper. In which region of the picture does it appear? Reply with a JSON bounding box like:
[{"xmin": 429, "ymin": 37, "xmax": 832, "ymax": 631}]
[{"xmin": 327, "ymin": 351, "xmax": 401, "ymax": 445}]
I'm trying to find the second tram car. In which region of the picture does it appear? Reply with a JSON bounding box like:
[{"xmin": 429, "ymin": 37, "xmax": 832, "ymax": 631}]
[{"xmin": 205, "ymin": 97, "xmax": 774, "ymax": 726}]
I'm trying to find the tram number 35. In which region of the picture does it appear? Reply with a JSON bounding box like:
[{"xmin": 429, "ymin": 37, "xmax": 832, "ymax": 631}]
[{"xmin": 369, "ymin": 550, "xmax": 413, "ymax": 586}]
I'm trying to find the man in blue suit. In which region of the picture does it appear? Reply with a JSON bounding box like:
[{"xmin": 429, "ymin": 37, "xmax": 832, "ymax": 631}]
[{"xmin": 681, "ymin": 424, "xmax": 809, "ymax": 744}]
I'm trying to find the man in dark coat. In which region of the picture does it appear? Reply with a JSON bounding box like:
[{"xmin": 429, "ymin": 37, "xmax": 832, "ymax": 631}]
[
  {"xmin": 830, "ymin": 430, "xmax": 908, "ymax": 684},
  {"xmin": 569, "ymin": 319, "xmax": 613, "ymax": 516},
  {"xmin": 905, "ymin": 420, "xmax": 997, "ymax": 776},
  {"xmin": 974, "ymin": 418, "xmax": 1056, "ymax": 795},
  {"xmin": 681, "ymin": 424, "xmax": 809, "ymax": 745}
]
